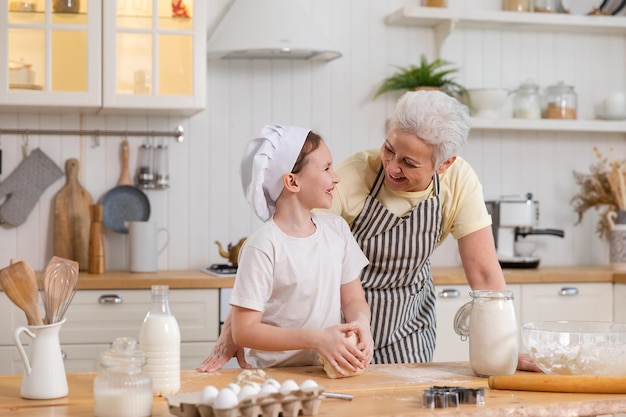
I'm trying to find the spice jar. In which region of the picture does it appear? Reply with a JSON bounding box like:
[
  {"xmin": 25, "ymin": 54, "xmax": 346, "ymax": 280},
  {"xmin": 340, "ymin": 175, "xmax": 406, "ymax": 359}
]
[
  {"xmin": 512, "ymin": 79, "xmax": 542, "ymax": 119},
  {"xmin": 532, "ymin": 0, "xmax": 558, "ymax": 12},
  {"xmin": 94, "ymin": 337, "xmax": 152, "ymax": 417},
  {"xmin": 543, "ymin": 81, "xmax": 577, "ymax": 119},
  {"xmin": 504, "ymin": 0, "xmax": 531, "ymax": 12},
  {"xmin": 454, "ymin": 290, "xmax": 518, "ymax": 377}
]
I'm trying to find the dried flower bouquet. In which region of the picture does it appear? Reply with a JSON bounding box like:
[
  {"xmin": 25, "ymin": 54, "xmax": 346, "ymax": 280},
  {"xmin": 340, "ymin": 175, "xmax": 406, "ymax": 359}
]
[{"xmin": 571, "ymin": 147, "xmax": 626, "ymax": 240}]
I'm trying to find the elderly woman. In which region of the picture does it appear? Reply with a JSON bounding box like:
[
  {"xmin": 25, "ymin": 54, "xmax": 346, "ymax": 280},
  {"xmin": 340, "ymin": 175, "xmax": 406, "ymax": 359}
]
[{"xmin": 197, "ymin": 90, "xmax": 539, "ymax": 372}]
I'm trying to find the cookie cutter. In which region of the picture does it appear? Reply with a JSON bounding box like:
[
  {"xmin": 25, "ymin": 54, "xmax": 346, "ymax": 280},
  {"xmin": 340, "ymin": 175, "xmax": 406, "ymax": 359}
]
[{"xmin": 422, "ymin": 385, "xmax": 485, "ymax": 409}]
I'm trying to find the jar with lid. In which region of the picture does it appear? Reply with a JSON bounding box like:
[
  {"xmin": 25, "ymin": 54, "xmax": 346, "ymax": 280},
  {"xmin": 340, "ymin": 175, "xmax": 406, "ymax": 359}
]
[
  {"xmin": 453, "ymin": 290, "xmax": 518, "ymax": 377},
  {"xmin": 503, "ymin": 0, "xmax": 531, "ymax": 12},
  {"xmin": 543, "ymin": 81, "xmax": 577, "ymax": 119},
  {"xmin": 93, "ymin": 337, "xmax": 152, "ymax": 417},
  {"xmin": 532, "ymin": 0, "xmax": 558, "ymax": 12},
  {"xmin": 512, "ymin": 79, "xmax": 542, "ymax": 119}
]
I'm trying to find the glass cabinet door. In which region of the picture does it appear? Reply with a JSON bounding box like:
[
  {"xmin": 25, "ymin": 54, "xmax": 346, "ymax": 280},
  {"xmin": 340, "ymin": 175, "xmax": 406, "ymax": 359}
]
[
  {"xmin": 102, "ymin": 0, "xmax": 205, "ymax": 115},
  {"xmin": 3, "ymin": 0, "xmax": 101, "ymax": 110}
]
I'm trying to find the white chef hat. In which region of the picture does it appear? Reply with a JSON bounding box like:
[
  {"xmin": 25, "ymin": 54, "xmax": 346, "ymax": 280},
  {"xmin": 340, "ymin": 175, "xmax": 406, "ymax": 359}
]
[{"xmin": 241, "ymin": 123, "xmax": 310, "ymax": 221}]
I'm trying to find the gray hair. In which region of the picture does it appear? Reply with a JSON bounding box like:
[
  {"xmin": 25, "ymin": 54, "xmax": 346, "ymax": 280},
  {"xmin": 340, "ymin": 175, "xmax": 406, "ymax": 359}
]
[{"xmin": 390, "ymin": 90, "xmax": 470, "ymax": 168}]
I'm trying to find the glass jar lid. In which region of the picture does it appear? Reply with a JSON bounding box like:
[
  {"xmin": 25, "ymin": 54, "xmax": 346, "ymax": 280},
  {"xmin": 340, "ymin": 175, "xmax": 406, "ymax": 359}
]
[{"xmin": 101, "ymin": 337, "xmax": 147, "ymax": 370}]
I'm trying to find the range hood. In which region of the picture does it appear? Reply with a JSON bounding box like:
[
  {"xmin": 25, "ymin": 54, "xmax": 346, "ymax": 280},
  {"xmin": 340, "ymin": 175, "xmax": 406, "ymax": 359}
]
[{"xmin": 206, "ymin": 0, "xmax": 341, "ymax": 62}]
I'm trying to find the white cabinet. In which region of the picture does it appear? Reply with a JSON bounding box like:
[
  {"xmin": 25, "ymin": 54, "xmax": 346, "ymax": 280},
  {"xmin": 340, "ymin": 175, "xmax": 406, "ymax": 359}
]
[
  {"xmin": 0, "ymin": 289, "xmax": 219, "ymax": 374},
  {"xmin": 2, "ymin": 0, "xmax": 205, "ymax": 115},
  {"xmin": 433, "ymin": 284, "xmax": 521, "ymax": 362},
  {"xmin": 2, "ymin": 0, "xmax": 101, "ymax": 110}
]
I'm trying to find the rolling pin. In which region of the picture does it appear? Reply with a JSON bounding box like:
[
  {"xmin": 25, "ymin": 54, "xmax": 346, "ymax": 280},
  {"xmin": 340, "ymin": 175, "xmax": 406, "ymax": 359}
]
[{"xmin": 488, "ymin": 374, "xmax": 626, "ymax": 394}]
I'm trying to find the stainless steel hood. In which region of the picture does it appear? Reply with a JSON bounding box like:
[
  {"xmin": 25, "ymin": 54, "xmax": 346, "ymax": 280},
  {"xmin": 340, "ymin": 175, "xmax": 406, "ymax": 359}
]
[{"xmin": 206, "ymin": 0, "xmax": 341, "ymax": 62}]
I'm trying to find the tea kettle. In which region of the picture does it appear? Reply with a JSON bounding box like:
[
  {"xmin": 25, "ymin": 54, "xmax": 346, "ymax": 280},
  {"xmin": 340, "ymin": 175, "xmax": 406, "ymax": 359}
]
[{"xmin": 215, "ymin": 238, "xmax": 246, "ymax": 267}]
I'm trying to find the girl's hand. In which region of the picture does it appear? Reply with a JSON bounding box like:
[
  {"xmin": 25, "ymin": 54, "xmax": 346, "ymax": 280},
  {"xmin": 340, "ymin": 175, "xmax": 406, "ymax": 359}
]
[{"xmin": 316, "ymin": 324, "xmax": 369, "ymax": 377}]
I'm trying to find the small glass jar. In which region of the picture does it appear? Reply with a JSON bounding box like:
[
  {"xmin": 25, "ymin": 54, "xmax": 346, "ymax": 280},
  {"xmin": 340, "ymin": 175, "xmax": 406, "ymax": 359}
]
[
  {"xmin": 94, "ymin": 337, "xmax": 152, "ymax": 417},
  {"xmin": 504, "ymin": 0, "xmax": 531, "ymax": 12},
  {"xmin": 454, "ymin": 290, "xmax": 518, "ymax": 377},
  {"xmin": 532, "ymin": 0, "xmax": 558, "ymax": 12},
  {"xmin": 543, "ymin": 81, "xmax": 577, "ymax": 119},
  {"xmin": 512, "ymin": 79, "xmax": 542, "ymax": 119}
]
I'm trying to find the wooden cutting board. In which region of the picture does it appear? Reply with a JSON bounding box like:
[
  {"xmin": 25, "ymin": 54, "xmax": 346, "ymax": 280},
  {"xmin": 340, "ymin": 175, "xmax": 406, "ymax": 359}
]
[{"xmin": 53, "ymin": 159, "xmax": 93, "ymax": 271}]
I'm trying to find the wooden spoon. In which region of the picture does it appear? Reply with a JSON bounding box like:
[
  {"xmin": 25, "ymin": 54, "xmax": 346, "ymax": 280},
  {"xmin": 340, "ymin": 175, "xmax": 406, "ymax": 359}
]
[{"xmin": 0, "ymin": 261, "xmax": 43, "ymax": 326}]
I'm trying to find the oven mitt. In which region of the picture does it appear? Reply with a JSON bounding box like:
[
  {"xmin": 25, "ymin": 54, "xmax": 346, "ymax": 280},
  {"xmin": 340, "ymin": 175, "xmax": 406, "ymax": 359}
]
[{"xmin": 0, "ymin": 148, "xmax": 63, "ymax": 227}]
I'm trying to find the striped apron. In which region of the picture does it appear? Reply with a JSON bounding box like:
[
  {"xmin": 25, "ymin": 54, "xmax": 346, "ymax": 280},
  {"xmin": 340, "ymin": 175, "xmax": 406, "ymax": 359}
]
[{"xmin": 350, "ymin": 168, "xmax": 442, "ymax": 364}]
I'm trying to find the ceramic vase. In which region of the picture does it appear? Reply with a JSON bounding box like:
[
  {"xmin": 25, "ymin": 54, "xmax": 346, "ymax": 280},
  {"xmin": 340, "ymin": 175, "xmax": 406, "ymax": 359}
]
[{"xmin": 608, "ymin": 210, "xmax": 626, "ymax": 272}]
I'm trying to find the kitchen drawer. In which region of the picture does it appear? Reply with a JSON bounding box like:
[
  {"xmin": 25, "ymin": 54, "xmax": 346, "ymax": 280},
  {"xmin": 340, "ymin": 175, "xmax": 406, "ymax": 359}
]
[
  {"xmin": 59, "ymin": 289, "xmax": 219, "ymax": 344},
  {"xmin": 615, "ymin": 284, "xmax": 626, "ymax": 322},
  {"xmin": 0, "ymin": 289, "xmax": 219, "ymax": 345},
  {"xmin": 520, "ymin": 283, "xmax": 613, "ymax": 324},
  {"xmin": 1, "ymin": 341, "xmax": 218, "ymax": 374}
]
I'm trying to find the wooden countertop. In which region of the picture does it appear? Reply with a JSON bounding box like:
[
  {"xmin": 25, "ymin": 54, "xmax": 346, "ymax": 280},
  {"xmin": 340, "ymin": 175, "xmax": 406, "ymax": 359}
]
[
  {"xmin": 65, "ymin": 266, "xmax": 623, "ymax": 291},
  {"xmin": 2, "ymin": 363, "xmax": 626, "ymax": 416}
]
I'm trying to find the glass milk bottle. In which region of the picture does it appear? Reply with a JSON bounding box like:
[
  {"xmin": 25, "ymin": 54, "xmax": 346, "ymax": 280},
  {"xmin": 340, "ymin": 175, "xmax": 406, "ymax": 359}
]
[
  {"xmin": 138, "ymin": 285, "xmax": 180, "ymax": 396},
  {"xmin": 94, "ymin": 337, "xmax": 152, "ymax": 417},
  {"xmin": 454, "ymin": 290, "xmax": 518, "ymax": 377}
]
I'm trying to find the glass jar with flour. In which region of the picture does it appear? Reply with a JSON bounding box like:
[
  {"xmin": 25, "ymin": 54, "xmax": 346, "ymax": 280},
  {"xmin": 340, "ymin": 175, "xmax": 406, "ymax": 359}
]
[
  {"xmin": 512, "ymin": 80, "xmax": 542, "ymax": 119},
  {"xmin": 454, "ymin": 290, "xmax": 518, "ymax": 377}
]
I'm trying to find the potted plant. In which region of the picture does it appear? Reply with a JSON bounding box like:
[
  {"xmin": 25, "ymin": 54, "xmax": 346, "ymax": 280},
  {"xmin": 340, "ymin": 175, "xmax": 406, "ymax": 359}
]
[
  {"xmin": 571, "ymin": 147, "xmax": 626, "ymax": 240},
  {"xmin": 374, "ymin": 54, "xmax": 466, "ymax": 99}
]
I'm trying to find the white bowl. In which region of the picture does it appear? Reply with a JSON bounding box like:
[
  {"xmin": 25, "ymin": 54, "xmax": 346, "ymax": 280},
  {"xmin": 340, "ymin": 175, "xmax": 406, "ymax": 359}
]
[{"xmin": 464, "ymin": 88, "xmax": 509, "ymax": 118}]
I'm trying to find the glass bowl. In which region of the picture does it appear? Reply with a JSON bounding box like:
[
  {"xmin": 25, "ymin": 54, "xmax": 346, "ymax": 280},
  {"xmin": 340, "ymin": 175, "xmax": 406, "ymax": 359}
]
[{"xmin": 521, "ymin": 321, "xmax": 626, "ymax": 376}]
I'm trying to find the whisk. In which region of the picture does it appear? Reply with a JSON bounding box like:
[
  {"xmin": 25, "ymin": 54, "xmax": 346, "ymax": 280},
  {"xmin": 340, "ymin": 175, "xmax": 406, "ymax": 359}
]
[{"xmin": 41, "ymin": 256, "xmax": 79, "ymax": 325}]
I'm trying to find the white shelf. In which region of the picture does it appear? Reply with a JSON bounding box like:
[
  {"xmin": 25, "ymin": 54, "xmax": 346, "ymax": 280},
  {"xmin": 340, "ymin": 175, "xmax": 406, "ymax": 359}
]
[
  {"xmin": 470, "ymin": 118, "xmax": 626, "ymax": 133},
  {"xmin": 386, "ymin": 6, "xmax": 626, "ymax": 35}
]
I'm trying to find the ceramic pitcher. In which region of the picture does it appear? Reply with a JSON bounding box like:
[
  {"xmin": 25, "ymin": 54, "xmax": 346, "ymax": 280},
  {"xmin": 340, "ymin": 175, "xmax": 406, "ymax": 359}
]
[
  {"xmin": 14, "ymin": 318, "xmax": 68, "ymax": 399},
  {"xmin": 126, "ymin": 221, "xmax": 169, "ymax": 272},
  {"xmin": 608, "ymin": 210, "xmax": 626, "ymax": 272}
]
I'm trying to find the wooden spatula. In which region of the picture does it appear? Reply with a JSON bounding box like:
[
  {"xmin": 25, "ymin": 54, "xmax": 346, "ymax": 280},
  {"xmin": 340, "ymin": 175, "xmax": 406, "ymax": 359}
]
[{"xmin": 0, "ymin": 261, "xmax": 43, "ymax": 326}]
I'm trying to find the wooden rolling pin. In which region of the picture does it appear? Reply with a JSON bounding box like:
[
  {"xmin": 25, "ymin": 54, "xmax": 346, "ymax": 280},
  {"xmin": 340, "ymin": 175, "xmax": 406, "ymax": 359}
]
[{"xmin": 489, "ymin": 373, "xmax": 626, "ymax": 394}]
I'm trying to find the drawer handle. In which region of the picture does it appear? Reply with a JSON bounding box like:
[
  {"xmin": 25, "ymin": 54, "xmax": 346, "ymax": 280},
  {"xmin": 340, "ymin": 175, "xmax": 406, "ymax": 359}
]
[
  {"xmin": 61, "ymin": 350, "xmax": 67, "ymax": 360},
  {"xmin": 439, "ymin": 289, "xmax": 460, "ymax": 298},
  {"xmin": 98, "ymin": 294, "xmax": 123, "ymax": 304},
  {"xmin": 559, "ymin": 287, "xmax": 579, "ymax": 296}
]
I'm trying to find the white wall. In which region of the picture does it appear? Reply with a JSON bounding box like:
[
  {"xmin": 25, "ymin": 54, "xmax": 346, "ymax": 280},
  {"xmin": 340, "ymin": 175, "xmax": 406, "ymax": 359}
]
[{"xmin": 0, "ymin": 0, "xmax": 624, "ymax": 271}]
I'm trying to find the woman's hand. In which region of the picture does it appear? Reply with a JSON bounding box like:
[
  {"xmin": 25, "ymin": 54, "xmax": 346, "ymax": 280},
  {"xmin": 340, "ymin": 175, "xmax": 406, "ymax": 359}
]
[
  {"xmin": 517, "ymin": 353, "xmax": 542, "ymax": 372},
  {"xmin": 316, "ymin": 324, "xmax": 369, "ymax": 377},
  {"xmin": 196, "ymin": 312, "xmax": 251, "ymax": 373}
]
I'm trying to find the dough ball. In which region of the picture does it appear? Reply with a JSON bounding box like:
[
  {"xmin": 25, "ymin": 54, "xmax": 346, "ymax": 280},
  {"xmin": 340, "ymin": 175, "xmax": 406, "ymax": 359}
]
[{"xmin": 319, "ymin": 333, "xmax": 365, "ymax": 379}]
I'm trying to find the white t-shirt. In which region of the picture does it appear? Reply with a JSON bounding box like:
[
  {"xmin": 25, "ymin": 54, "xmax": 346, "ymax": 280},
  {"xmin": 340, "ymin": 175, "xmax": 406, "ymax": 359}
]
[{"xmin": 230, "ymin": 211, "xmax": 369, "ymax": 368}]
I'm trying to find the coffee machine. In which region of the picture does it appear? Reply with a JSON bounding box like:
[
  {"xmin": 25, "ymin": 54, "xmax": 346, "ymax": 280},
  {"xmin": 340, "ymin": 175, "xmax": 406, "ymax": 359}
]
[{"xmin": 485, "ymin": 193, "xmax": 564, "ymax": 268}]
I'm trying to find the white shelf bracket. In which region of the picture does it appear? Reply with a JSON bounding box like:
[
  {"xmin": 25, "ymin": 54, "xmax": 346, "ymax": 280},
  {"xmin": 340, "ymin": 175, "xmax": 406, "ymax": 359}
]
[{"xmin": 433, "ymin": 19, "xmax": 456, "ymax": 58}]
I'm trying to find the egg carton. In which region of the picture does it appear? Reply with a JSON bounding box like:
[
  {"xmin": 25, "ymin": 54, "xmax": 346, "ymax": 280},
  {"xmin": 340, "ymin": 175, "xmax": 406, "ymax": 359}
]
[{"xmin": 166, "ymin": 386, "xmax": 325, "ymax": 417}]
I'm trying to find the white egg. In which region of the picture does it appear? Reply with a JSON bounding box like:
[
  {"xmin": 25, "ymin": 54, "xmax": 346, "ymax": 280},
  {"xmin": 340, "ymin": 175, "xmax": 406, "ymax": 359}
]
[
  {"xmin": 244, "ymin": 382, "xmax": 261, "ymax": 394},
  {"xmin": 225, "ymin": 383, "xmax": 241, "ymax": 395},
  {"xmin": 263, "ymin": 378, "xmax": 281, "ymax": 389},
  {"xmin": 237, "ymin": 384, "xmax": 258, "ymax": 402},
  {"xmin": 199, "ymin": 385, "xmax": 219, "ymax": 404},
  {"xmin": 300, "ymin": 379, "xmax": 318, "ymax": 389},
  {"xmin": 214, "ymin": 387, "xmax": 239, "ymax": 409},
  {"xmin": 259, "ymin": 383, "xmax": 279, "ymax": 395},
  {"xmin": 280, "ymin": 379, "xmax": 299, "ymax": 394}
]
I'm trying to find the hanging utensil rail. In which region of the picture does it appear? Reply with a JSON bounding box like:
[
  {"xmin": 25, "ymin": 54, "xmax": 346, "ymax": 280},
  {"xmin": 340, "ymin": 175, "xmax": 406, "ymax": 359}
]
[{"xmin": 0, "ymin": 125, "xmax": 184, "ymax": 142}]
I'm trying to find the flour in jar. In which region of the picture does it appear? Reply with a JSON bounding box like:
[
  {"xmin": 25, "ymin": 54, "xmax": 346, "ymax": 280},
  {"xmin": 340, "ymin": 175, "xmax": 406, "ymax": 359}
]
[{"xmin": 468, "ymin": 293, "xmax": 518, "ymax": 377}]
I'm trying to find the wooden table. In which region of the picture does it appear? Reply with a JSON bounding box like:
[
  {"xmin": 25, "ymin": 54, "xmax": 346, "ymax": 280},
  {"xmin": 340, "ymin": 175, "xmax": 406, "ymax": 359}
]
[{"xmin": 1, "ymin": 363, "xmax": 626, "ymax": 416}]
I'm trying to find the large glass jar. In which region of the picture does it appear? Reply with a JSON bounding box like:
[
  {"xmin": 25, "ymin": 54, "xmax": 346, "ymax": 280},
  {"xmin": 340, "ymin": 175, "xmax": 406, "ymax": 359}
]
[
  {"xmin": 543, "ymin": 81, "xmax": 577, "ymax": 119},
  {"xmin": 454, "ymin": 290, "xmax": 518, "ymax": 377},
  {"xmin": 512, "ymin": 80, "xmax": 542, "ymax": 119},
  {"xmin": 94, "ymin": 337, "xmax": 152, "ymax": 417}
]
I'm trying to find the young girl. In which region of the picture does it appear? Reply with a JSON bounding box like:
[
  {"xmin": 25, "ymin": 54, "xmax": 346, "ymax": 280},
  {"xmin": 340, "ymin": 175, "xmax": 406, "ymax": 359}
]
[{"xmin": 229, "ymin": 123, "xmax": 373, "ymax": 377}]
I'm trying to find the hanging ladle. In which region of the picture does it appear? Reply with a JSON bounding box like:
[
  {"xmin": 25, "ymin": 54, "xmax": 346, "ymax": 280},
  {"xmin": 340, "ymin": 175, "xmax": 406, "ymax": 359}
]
[{"xmin": 0, "ymin": 260, "xmax": 43, "ymax": 326}]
